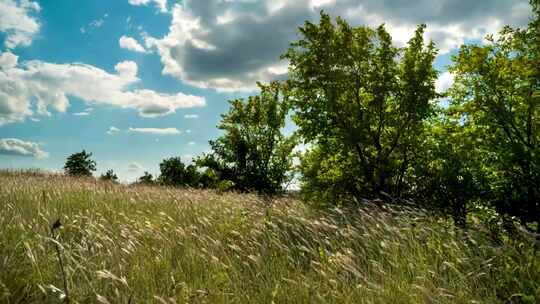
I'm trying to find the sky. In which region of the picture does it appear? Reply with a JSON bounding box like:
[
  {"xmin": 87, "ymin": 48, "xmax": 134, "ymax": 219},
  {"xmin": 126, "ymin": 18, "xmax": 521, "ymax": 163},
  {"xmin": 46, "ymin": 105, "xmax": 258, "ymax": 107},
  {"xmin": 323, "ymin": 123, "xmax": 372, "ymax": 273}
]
[{"xmin": 0, "ymin": 0, "xmax": 533, "ymax": 181}]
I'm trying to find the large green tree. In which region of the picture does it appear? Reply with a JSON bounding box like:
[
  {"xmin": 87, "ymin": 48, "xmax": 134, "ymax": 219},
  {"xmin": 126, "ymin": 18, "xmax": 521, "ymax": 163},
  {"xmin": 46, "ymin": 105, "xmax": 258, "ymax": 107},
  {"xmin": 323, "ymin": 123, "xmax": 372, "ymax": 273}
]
[
  {"xmin": 284, "ymin": 13, "xmax": 438, "ymax": 201},
  {"xmin": 64, "ymin": 150, "xmax": 96, "ymax": 177},
  {"xmin": 448, "ymin": 0, "xmax": 539, "ymax": 227},
  {"xmin": 197, "ymin": 82, "xmax": 296, "ymax": 194}
]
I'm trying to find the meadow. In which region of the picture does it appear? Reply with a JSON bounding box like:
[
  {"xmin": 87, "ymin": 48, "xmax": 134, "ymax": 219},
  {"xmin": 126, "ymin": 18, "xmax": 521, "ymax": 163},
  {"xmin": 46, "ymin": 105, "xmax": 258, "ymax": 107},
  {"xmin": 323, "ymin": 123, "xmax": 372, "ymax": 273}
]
[{"xmin": 0, "ymin": 171, "xmax": 538, "ymax": 303}]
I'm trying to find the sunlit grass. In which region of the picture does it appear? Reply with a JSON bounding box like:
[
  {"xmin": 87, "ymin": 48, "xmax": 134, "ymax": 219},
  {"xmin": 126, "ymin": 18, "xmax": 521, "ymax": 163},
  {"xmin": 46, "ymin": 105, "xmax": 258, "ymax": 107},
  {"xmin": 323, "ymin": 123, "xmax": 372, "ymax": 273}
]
[{"xmin": 0, "ymin": 170, "xmax": 538, "ymax": 303}]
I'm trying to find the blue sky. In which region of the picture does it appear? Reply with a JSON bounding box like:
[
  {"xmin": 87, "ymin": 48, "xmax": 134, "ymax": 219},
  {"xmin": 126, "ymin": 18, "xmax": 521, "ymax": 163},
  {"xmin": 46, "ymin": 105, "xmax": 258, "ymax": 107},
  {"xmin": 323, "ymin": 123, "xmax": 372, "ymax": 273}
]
[{"xmin": 0, "ymin": 0, "xmax": 532, "ymax": 181}]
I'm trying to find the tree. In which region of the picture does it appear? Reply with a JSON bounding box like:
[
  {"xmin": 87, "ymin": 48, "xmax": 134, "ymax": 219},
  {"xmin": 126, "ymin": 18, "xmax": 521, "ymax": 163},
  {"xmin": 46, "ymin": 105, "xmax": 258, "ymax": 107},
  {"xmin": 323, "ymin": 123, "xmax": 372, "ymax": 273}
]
[
  {"xmin": 158, "ymin": 157, "xmax": 200, "ymax": 187},
  {"xmin": 64, "ymin": 150, "xmax": 96, "ymax": 177},
  {"xmin": 197, "ymin": 82, "xmax": 296, "ymax": 194},
  {"xmin": 137, "ymin": 171, "xmax": 154, "ymax": 185},
  {"xmin": 448, "ymin": 0, "xmax": 539, "ymax": 227},
  {"xmin": 412, "ymin": 114, "xmax": 487, "ymax": 227},
  {"xmin": 100, "ymin": 169, "xmax": 119, "ymax": 183},
  {"xmin": 284, "ymin": 13, "xmax": 437, "ymax": 202}
]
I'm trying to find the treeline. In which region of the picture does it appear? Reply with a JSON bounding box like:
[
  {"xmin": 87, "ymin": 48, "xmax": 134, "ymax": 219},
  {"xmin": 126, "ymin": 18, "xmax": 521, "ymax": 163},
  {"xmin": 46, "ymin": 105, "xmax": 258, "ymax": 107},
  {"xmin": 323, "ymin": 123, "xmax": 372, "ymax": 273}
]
[{"xmin": 64, "ymin": 0, "xmax": 539, "ymax": 231}]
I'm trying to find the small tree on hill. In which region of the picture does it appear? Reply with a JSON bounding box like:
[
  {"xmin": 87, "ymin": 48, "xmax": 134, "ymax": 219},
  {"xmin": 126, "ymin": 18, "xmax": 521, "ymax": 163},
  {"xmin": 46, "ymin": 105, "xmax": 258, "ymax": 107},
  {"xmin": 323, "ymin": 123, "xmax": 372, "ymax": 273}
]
[
  {"xmin": 197, "ymin": 82, "xmax": 296, "ymax": 194},
  {"xmin": 137, "ymin": 171, "xmax": 154, "ymax": 185},
  {"xmin": 64, "ymin": 150, "xmax": 96, "ymax": 177},
  {"xmin": 100, "ymin": 169, "xmax": 119, "ymax": 183}
]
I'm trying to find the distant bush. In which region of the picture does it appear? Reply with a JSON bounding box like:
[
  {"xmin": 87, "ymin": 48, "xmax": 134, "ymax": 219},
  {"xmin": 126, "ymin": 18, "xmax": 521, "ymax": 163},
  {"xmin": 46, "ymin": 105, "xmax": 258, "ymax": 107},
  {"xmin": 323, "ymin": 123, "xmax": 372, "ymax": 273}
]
[
  {"xmin": 100, "ymin": 169, "xmax": 119, "ymax": 183},
  {"xmin": 137, "ymin": 171, "xmax": 154, "ymax": 185},
  {"xmin": 158, "ymin": 157, "xmax": 200, "ymax": 187},
  {"xmin": 64, "ymin": 150, "xmax": 96, "ymax": 177}
]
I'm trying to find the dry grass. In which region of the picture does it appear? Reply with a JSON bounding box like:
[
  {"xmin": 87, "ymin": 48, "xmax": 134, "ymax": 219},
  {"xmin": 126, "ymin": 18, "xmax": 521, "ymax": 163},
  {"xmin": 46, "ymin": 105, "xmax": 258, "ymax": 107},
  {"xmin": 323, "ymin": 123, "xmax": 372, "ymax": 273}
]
[{"xmin": 0, "ymin": 170, "xmax": 538, "ymax": 303}]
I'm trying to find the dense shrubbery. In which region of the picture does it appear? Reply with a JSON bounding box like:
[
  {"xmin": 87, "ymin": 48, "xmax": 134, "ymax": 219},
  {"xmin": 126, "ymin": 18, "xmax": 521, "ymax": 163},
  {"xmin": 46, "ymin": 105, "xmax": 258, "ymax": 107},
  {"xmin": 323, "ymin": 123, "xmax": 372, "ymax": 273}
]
[
  {"xmin": 285, "ymin": 3, "xmax": 539, "ymax": 230},
  {"xmin": 61, "ymin": 1, "xmax": 539, "ymax": 232}
]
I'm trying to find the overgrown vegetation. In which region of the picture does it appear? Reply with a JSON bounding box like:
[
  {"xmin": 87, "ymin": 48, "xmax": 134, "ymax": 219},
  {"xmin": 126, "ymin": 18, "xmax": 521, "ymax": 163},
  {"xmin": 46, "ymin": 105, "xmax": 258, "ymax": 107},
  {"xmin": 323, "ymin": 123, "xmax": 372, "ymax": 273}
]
[
  {"xmin": 1, "ymin": 171, "xmax": 538, "ymax": 303},
  {"xmin": 116, "ymin": 1, "xmax": 539, "ymax": 231},
  {"xmin": 11, "ymin": 2, "xmax": 536, "ymax": 302},
  {"xmin": 197, "ymin": 82, "xmax": 296, "ymax": 195}
]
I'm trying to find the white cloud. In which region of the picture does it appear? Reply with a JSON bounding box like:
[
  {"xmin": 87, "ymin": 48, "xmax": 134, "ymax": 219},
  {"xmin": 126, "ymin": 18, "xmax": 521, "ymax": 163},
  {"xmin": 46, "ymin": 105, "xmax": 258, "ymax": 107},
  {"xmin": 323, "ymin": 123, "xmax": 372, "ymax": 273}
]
[
  {"xmin": 119, "ymin": 35, "xmax": 147, "ymax": 53},
  {"xmin": 188, "ymin": 141, "xmax": 195, "ymax": 145},
  {"xmin": 73, "ymin": 112, "xmax": 90, "ymax": 116},
  {"xmin": 436, "ymin": 71, "xmax": 455, "ymax": 94},
  {"xmin": 184, "ymin": 114, "xmax": 198, "ymax": 119},
  {"xmin": 146, "ymin": 0, "xmax": 531, "ymax": 92},
  {"xmin": 114, "ymin": 60, "xmax": 138, "ymax": 78},
  {"xmin": 0, "ymin": 53, "xmax": 206, "ymax": 125},
  {"xmin": 0, "ymin": 138, "xmax": 48, "ymax": 158},
  {"xmin": 90, "ymin": 19, "xmax": 104, "ymax": 28},
  {"xmin": 128, "ymin": 0, "xmax": 167, "ymax": 13},
  {"xmin": 0, "ymin": 52, "xmax": 18, "ymax": 69},
  {"xmin": 80, "ymin": 13, "xmax": 108, "ymax": 34},
  {"xmin": 0, "ymin": 0, "xmax": 41, "ymax": 48},
  {"xmin": 128, "ymin": 127, "xmax": 181, "ymax": 135},
  {"xmin": 107, "ymin": 126, "xmax": 121, "ymax": 135},
  {"xmin": 73, "ymin": 107, "xmax": 93, "ymax": 116}
]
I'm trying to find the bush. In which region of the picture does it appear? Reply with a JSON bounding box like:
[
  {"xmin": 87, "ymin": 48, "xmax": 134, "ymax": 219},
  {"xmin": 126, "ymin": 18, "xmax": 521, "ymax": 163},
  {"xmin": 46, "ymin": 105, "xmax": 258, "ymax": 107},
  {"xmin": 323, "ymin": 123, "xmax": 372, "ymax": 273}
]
[{"xmin": 64, "ymin": 150, "xmax": 96, "ymax": 177}]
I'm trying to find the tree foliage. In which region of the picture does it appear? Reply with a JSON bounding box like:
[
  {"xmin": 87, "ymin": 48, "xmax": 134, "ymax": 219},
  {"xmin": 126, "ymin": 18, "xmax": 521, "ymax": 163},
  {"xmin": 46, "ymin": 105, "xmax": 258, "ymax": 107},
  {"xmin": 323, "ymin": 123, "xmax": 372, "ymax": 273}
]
[
  {"xmin": 64, "ymin": 150, "xmax": 96, "ymax": 177},
  {"xmin": 159, "ymin": 157, "xmax": 201, "ymax": 187},
  {"xmin": 137, "ymin": 171, "xmax": 154, "ymax": 185},
  {"xmin": 100, "ymin": 169, "xmax": 119, "ymax": 183},
  {"xmin": 197, "ymin": 82, "xmax": 296, "ymax": 194},
  {"xmin": 447, "ymin": 0, "xmax": 539, "ymax": 225},
  {"xmin": 284, "ymin": 13, "xmax": 437, "ymax": 201}
]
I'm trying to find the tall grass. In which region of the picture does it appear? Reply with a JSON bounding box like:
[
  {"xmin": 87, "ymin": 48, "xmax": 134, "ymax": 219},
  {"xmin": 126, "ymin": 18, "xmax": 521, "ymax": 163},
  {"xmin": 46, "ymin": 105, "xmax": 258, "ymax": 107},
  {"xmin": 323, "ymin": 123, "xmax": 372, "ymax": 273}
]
[{"xmin": 0, "ymin": 170, "xmax": 538, "ymax": 303}]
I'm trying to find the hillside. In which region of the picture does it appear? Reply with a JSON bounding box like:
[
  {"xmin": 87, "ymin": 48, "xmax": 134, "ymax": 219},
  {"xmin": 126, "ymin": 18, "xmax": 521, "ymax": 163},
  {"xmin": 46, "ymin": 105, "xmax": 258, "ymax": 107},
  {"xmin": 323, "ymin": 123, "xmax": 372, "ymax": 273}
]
[{"xmin": 0, "ymin": 171, "xmax": 538, "ymax": 303}]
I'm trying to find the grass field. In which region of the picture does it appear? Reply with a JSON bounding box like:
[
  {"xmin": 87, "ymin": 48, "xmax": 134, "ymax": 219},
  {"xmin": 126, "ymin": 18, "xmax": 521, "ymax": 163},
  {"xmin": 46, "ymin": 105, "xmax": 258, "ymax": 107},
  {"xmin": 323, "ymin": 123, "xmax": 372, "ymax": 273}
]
[{"xmin": 0, "ymin": 171, "xmax": 538, "ymax": 303}]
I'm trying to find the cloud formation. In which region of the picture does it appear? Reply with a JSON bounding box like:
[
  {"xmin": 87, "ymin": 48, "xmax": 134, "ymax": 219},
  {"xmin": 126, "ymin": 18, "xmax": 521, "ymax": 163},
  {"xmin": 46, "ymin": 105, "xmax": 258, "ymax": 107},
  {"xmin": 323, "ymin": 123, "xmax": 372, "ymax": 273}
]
[
  {"xmin": 128, "ymin": 0, "xmax": 167, "ymax": 13},
  {"xmin": 146, "ymin": 0, "xmax": 531, "ymax": 92},
  {"xmin": 107, "ymin": 126, "xmax": 121, "ymax": 135},
  {"xmin": 119, "ymin": 35, "xmax": 147, "ymax": 53},
  {"xmin": 0, "ymin": 52, "xmax": 205, "ymax": 125},
  {"xmin": 73, "ymin": 107, "xmax": 93, "ymax": 116},
  {"xmin": 0, "ymin": 138, "xmax": 48, "ymax": 158},
  {"xmin": 128, "ymin": 127, "xmax": 181, "ymax": 135},
  {"xmin": 0, "ymin": 0, "xmax": 41, "ymax": 48},
  {"xmin": 127, "ymin": 162, "xmax": 143, "ymax": 172}
]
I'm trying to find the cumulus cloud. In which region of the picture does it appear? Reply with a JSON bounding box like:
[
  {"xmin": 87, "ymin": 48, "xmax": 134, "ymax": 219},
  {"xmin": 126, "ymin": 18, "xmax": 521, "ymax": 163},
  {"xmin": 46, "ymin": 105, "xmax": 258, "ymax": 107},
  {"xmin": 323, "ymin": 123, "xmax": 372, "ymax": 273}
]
[
  {"xmin": 0, "ymin": 138, "xmax": 48, "ymax": 158},
  {"xmin": 128, "ymin": 0, "xmax": 167, "ymax": 13},
  {"xmin": 184, "ymin": 114, "xmax": 198, "ymax": 119},
  {"xmin": 128, "ymin": 127, "xmax": 181, "ymax": 135},
  {"xmin": 119, "ymin": 35, "xmax": 147, "ymax": 53},
  {"xmin": 0, "ymin": 0, "xmax": 41, "ymax": 48},
  {"xmin": 0, "ymin": 53, "xmax": 205, "ymax": 125},
  {"xmin": 146, "ymin": 0, "xmax": 531, "ymax": 92}
]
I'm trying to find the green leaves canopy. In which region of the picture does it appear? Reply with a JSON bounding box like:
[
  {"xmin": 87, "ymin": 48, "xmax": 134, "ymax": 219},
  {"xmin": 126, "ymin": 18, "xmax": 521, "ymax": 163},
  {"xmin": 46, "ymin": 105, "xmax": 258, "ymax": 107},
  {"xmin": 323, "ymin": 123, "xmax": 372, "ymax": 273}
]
[
  {"xmin": 284, "ymin": 13, "xmax": 438, "ymax": 199},
  {"xmin": 198, "ymin": 82, "xmax": 296, "ymax": 194}
]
